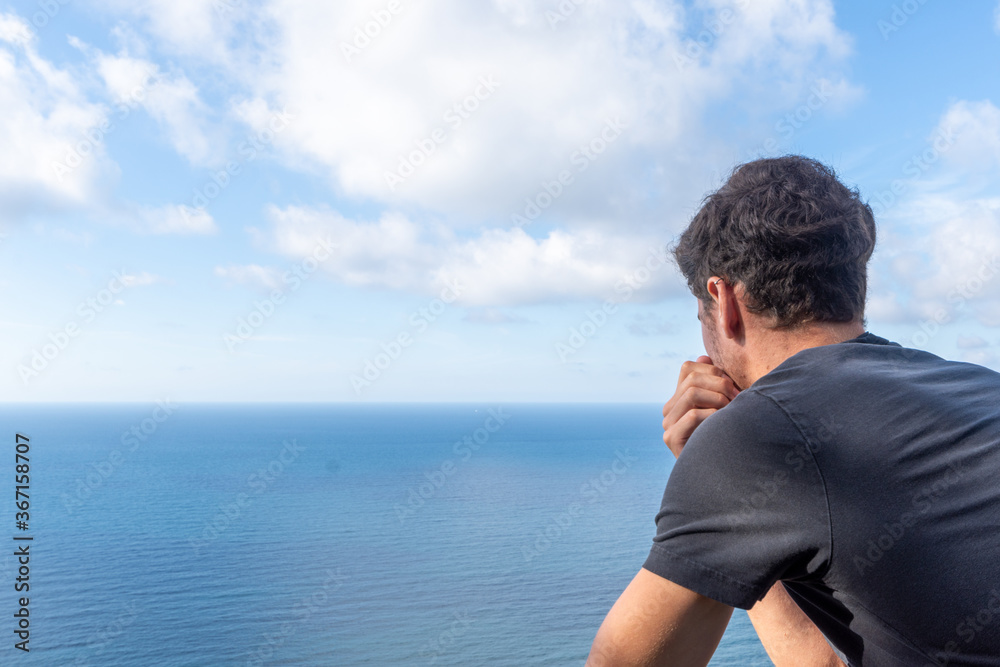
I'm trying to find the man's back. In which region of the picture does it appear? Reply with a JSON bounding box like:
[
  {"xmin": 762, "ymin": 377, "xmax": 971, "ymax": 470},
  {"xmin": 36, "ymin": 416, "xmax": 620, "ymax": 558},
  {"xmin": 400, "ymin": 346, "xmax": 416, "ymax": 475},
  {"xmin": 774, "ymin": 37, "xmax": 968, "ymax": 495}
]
[{"xmin": 644, "ymin": 332, "xmax": 1000, "ymax": 665}]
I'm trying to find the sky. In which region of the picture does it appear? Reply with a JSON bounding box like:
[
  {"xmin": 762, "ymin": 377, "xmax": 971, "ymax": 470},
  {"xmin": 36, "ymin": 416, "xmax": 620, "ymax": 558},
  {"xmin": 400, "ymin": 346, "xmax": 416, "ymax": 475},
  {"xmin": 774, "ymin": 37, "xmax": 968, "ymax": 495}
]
[{"xmin": 2, "ymin": 0, "xmax": 1000, "ymax": 403}]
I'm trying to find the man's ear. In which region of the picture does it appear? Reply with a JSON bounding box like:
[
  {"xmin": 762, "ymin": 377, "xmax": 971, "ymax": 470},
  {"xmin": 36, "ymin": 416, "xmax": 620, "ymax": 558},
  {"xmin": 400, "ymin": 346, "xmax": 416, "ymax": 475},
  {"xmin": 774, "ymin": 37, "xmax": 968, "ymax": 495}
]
[{"xmin": 707, "ymin": 277, "xmax": 743, "ymax": 342}]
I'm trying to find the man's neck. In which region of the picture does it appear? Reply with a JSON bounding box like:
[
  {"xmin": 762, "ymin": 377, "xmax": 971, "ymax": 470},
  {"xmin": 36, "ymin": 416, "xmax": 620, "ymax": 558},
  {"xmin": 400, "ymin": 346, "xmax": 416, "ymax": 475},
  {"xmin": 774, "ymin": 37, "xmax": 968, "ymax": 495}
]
[{"xmin": 742, "ymin": 321, "xmax": 866, "ymax": 388}]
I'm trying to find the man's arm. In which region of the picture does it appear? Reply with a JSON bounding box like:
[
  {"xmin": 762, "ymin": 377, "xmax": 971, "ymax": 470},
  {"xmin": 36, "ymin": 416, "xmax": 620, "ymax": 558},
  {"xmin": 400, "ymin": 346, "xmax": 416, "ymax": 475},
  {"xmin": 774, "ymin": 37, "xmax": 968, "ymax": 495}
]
[
  {"xmin": 586, "ymin": 568, "xmax": 733, "ymax": 667},
  {"xmin": 747, "ymin": 582, "xmax": 845, "ymax": 667},
  {"xmin": 651, "ymin": 356, "xmax": 842, "ymax": 666}
]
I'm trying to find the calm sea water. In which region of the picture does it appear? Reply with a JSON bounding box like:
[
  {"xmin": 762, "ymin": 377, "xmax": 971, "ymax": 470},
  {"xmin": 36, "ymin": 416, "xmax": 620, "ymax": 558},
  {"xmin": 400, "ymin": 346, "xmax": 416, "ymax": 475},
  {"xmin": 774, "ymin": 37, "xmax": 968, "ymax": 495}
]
[{"xmin": 0, "ymin": 404, "xmax": 771, "ymax": 665}]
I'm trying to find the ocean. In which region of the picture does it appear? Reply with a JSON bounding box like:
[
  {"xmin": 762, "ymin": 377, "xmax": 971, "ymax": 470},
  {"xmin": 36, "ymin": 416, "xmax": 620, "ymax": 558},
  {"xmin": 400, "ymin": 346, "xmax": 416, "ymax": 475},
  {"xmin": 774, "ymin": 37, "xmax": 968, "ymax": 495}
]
[{"xmin": 0, "ymin": 403, "xmax": 772, "ymax": 665}]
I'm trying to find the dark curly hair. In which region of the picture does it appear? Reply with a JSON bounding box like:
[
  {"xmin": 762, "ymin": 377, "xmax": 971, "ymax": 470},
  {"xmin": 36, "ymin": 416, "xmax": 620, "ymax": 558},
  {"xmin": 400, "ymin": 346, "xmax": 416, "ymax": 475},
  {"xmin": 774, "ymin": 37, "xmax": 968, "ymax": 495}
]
[{"xmin": 672, "ymin": 155, "xmax": 876, "ymax": 328}]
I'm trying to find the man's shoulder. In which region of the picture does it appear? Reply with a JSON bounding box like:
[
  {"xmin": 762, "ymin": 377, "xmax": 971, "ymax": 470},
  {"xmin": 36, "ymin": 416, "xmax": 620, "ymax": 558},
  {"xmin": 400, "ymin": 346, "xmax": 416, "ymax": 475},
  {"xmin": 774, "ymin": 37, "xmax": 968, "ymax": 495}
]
[
  {"xmin": 685, "ymin": 387, "xmax": 802, "ymax": 456},
  {"xmin": 753, "ymin": 330, "xmax": 1000, "ymax": 393},
  {"xmin": 742, "ymin": 331, "xmax": 1000, "ymax": 455}
]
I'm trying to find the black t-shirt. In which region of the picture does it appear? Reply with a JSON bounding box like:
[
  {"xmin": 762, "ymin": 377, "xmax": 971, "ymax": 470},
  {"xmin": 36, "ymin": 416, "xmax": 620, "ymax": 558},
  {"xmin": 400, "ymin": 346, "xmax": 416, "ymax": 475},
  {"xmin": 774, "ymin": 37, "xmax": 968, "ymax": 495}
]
[{"xmin": 644, "ymin": 332, "xmax": 1000, "ymax": 666}]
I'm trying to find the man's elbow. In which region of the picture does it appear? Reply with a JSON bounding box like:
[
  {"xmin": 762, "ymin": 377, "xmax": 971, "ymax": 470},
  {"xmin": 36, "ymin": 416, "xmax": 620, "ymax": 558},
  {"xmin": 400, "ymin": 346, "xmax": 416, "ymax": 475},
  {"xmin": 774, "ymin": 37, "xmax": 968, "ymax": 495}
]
[
  {"xmin": 586, "ymin": 615, "xmax": 668, "ymax": 667},
  {"xmin": 586, "ymin": 631, "xmax": 646, "ymax": 667},
  {"xmin": 586, "ymin": 568, "xmax": 732, "ymax": 666}
]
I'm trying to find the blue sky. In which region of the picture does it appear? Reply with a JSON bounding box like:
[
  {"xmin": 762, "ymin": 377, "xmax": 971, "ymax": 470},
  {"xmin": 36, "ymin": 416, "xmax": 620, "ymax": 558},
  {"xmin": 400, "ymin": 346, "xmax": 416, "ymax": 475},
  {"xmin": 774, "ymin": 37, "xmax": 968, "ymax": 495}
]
[{"xmin": 2, "ymin": 0, "xmax": 1000, "ymax": 402}]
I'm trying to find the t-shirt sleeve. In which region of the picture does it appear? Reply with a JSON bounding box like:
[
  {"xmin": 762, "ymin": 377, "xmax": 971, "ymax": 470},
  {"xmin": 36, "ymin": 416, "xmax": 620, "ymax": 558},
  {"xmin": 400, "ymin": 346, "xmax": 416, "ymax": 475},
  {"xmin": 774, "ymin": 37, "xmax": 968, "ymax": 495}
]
[{"xmin": 643, "ymin": 389, "xmax": 832, "ymax": 609}]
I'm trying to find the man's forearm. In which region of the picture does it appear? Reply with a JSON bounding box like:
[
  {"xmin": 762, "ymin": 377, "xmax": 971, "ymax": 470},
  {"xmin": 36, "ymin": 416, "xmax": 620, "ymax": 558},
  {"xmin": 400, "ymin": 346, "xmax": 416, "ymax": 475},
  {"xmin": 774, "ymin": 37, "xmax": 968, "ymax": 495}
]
[{"xmin": 746, "ymin": 582, "xmax": 845, "ymax": 667}]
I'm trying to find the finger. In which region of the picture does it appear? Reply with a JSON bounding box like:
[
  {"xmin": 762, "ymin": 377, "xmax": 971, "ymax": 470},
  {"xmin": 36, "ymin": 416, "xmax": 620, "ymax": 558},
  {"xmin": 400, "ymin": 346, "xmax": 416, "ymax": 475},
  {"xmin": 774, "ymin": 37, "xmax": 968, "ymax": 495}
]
[
  {"xmin": 664, "ymin": 386, "xmax": 733, "ymax": 428},
  {"xmin": 676, "ymin": 358, "xmax": 727, "ymax": 385},
  {"xmin": 663, "ymin": 399, "xmax": 724, "ymax": 439},
  {"xmin": 666, "ymin": 360, "xmax": 737, "ymax": 417},
  {"xmin": 678, "ymin": 372, "xmax": 740, "ymax": 402},
  {"xmin": 668, "ymin": 361, "xmax": 720, "ymax": 416},
  {"xmin": 664, "ymin": 375, "xmax": 735, "ymax": 417}
]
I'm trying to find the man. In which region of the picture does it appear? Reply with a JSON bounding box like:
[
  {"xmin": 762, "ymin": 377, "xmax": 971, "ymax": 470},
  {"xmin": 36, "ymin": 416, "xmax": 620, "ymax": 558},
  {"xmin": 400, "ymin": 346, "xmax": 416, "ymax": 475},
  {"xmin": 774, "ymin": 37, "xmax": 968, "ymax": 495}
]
[{"xmin": 587, "ymin": 156, "xmax": 1000, "ymax": 666}]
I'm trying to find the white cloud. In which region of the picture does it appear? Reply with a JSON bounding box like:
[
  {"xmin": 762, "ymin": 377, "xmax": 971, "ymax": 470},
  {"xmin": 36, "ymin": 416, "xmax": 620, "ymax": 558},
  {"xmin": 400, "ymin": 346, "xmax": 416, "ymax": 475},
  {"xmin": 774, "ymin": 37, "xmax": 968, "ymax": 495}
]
[
  {"xmin": 136, "ymin": 204, "xmax": 217, "ymax": 235},
  {"xmin": 31, "ymin": 224, "xmax": 95, "ymax": 246},
  {"xmin": 937, "ymin": 100, "xmax": 1000, "ymax": 172},
  {"xmin": 214, "ymin": 264, "xmax": 284, "ymax": 291},
  {"xmin": 267, "ymin": 208, "xmax": 440, "ymax": 291},
  {"xmin": 93, "ymin": 0, "xmax": 246, "ymax": 63},
  {"xmin": 0, "ymin": 15, "xmax": 220, "ymax": 228},
  {"xmin": 875, "ymin": 195, "xmax": 1000, "ymax": 328},
  {"xmin": 957, "ymin": 335, "xmax": 989, "ymax": 349},
  {"xmin": 0, "ymin": 14, "xmax": 32, "ymax": 43},
  {"xmin": 443, "ymin": 227, "xmax": 675, "ymax": 307},
  {"xmin": 865, "ymin": 291, "xmax": 910, "ymax": 325},
  {"xmin": 120, "ymin": 271, "xmax": 164, "ymax": 287},
  {"xmin": 93, "ymin": 51, "xmax": 215, "ymax": 165},
  {"xmin": 869, "ymin": 99, "xmax": 1000, "ymax": 330},
  {"xmin": 961, "ymin": 349, "xmax": 998, "ymax": 368},
  {"xmin": 698, "ymin": 0, "xmax": 851, "ymax": 72},
  {"xmin": 0, "ymin": 14, "xmax": 109, "ymax": 217},
  {"xmin": 160, "ymin": 0, "xmax": 855, "ymax": 224},
  {"xmin": 263, "ymin": 206, "xmax": 681, "ymax": 307},
  {"xmin": 628, "ymin": 312, "xmax": 676, "ymax": 337},
  {"xmin": 463, "ymin": 308, "xmax": 531, "ymax": 325},
  {"xmin": 3, "ymin": 0, "xmax": 863, "ymax": 271}
]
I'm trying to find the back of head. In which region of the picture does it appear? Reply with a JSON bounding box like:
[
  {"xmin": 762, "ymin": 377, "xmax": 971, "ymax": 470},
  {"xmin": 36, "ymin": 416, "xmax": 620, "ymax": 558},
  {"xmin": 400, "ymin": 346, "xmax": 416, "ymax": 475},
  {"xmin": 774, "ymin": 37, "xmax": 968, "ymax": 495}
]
[{"xmin": 673, "ymin": 156, "xmax": 877, "ymax": 329}]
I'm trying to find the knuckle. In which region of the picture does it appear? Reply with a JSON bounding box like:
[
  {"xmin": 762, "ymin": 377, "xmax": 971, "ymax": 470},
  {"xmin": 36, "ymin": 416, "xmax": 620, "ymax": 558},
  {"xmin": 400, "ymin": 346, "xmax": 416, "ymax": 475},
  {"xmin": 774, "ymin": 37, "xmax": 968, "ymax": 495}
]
[{"xmin": 675, "ymin": 376, "xmax": 691, "ymax": 396}]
